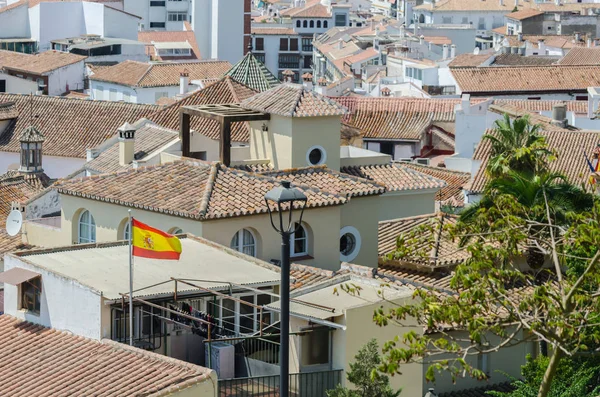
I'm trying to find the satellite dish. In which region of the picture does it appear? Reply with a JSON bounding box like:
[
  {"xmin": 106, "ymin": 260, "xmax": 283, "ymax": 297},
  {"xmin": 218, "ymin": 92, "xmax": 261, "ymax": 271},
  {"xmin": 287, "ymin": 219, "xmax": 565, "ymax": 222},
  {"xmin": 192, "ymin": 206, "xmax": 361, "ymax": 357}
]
[{"xmin": 6, "ymin": 210, "xmax": 23, "ymax": 237}]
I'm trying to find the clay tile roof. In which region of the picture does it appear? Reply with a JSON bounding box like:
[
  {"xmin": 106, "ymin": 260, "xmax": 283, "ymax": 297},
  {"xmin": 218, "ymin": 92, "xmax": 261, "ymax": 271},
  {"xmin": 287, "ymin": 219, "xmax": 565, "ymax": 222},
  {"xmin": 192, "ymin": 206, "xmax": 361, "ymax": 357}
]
[
  {"xmin": 85, "ymin": 123, "xmax": 179, "ymax": 174},
  {"xmin": 0, "ymin": 230, "xmax": 34, "ymax": 261},
  {"xmin": 89, "ymin": 60, "xmax": 232, "ymax": 88},
  {"xmin": 281, "ymin": 1, "xmax": 331, "ymax": 18},
  {"xmin": 470, "ymin": 129, "xmax": 600, "ymax": 193},
  {"xmin": 0, "ymin": 50, "xmax": 86, "ymax": 75},
  {"xmin": 0, "ymin": 0, "xmax": 27, "ymax": 14},
  {"xmin": 378, "ymin": 213, "xmax": 468, "ymax": 268},
  {"xmin": 488, "ymin": 103, "xmax": 579, "ymax": 132},
  {"xmin": 54, "ymin": 160, "xmax": 348, "ymax": 220},
  {"xmin": 340, "ymin": 163, "xmax": 446, "ymax": 193},
  {"xmin": 0, "ymin": 102, "xmax": 18, "ymax": 121},
  {"xmin": 251, "ymin": 27, "xmax": 298, "ymax": 35},
  {"xmin": 0, "ymin": 315, "xmax": 214, "ymax": 396},
  {"xmin": 0, "ymin": 171, "xmax": 51, "ymax": 223},
  {"xmin": 290, "ymin": 264, "xmax": 336, "ymax": 290},
  {"xmin": 494, "ymin": 98, "xmax": 588, "ymax": 114},
  {"xmin": 491, "ymin": 53, "xmax": 560, "ymax": 66},
  {"xmin": 451, "ymin": 66, "xmax": 600, "ymax": 94},
  {"xmin": 149, "ymin": 76, "xmax": 257, "ymax": 142},
  {"xmin": 261, "ymin": 165, "xmax": 386, "ymax": 198},
  {"xmin": 225, "ymin": 51, "xmax": 280, "ymax": 92},
  {"xmin": 448, "ymin": 53, "xmax": 492, "ymax": 68},
  {"xmin": 241, "ymin": 83, "xmax": 347, "ymax": 117},
  {"xmin": 400, "ymin": 163, "xmax": 470, "ymax": 206},
  {"xmin": 138, "ymin": 26, "xmax": 201, "ymax": 60},
  {"xmin": 333, "ymin": 97, "xmax": 467, "ymax": 140},
  {"xmin": 505, "ymin": 9, "xmax": 544, "ymax": 20},
  {"xmin": 0, "ymin": 94, "xmax": 159, "ymax": 158},
  {"xmin": 558, "ymin": 47, "xmax": 600, "ymax": 66},
  {"xmin": 414, "ymin": 0, "xmax": 533, "ymax": 11},
  {"xmin": 377, "ymin": 263, "xmax": 454, "ymax": 290}
]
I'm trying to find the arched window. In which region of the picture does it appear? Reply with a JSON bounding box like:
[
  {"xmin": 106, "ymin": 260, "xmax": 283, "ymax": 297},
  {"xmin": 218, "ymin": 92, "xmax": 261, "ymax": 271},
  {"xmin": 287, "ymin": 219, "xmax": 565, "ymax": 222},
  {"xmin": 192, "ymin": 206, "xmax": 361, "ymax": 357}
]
[
  {"xmin": 419, "ymin": 14, "xmax": 425, "ymax": 23},
  {"xmin": 323, "ymin": 20, "xmax": 328, "ymax": 28},
  {"xmin": 123, "ymin": 221, "xmax": 131, "ymax": 241},
  {"xmin": 78, "ymin": 210, "xmax": 96, "ymax": 244},
  {"xmin": 317, "ymin": 20, "xmax": 321, "ymax": 28},
  {"xmin": 291, "ymin": 223, "xmax": 308, "ymax": 257},
  {"xmin": 169, "ymin": 227, "xmax": 183, "ymax": 235},
  {"xmin": 296, "ymin": 20, "xmax": 301, "ymax": 28},
  {"xmin": 309, "ymin": 20, "xmax": 314, "ymax": 28},
  {"xmin": 303, "ymin": 20, "xmax": 308, "ymax": 28},
  {"xmin": 230, "ymin": 229, "xmax": 256, "ymax": 257}
]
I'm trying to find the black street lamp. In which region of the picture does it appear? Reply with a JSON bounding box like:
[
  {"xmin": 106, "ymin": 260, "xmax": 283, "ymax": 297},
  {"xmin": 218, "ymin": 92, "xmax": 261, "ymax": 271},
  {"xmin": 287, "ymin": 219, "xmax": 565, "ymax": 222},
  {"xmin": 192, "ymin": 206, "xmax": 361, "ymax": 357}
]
[{"xmin": 265, "ymin": 180, "xmax": 307, "ymax": 397}]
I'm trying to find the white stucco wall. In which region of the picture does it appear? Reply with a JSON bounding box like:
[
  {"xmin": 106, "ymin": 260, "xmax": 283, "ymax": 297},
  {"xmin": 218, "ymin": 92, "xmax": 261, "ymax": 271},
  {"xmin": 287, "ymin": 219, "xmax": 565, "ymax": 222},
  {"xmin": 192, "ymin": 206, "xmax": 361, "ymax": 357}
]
[
  {"xmin": 124, "ymin": 0, "xmax": 149, "ymax": 28},
  {"xmin": 211, "ymin": 0, "xmax": 244, "ymax": 64},
  {"xmin": 47, "ymin": 60, "xmax": 86, "ymax": 95},
  {"xmin": 89, "ymin": 80, "xmax": 184, "ymax": 104},
  {"xmin": 3, "ymin": 255, "xmax": 104, "ymax": 340},
  {"xmin": 0, "ymin": 151, "xmax": 85, "ymax": 179},
  {"xmin": 103, "ymin": 5, "xmax": 140, "ymax": 40},
  {"xmin": 0, "ymin": 2, "xmax": 29, "ymax": 39},
  {"xmin": 0, "ymin": 72, "xmax": 39, "ymax": 94},
  {"xmin": 83, "ymin": 2, "xmax": 105, "ymax": 36}
]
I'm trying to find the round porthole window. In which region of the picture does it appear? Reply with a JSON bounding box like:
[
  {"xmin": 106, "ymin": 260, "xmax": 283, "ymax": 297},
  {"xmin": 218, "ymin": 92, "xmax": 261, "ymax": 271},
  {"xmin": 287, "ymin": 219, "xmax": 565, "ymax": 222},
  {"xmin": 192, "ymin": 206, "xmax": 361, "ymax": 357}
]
[
  {"xmin": 339, "ymin": 226, "xmax": 361, "ymax": 262},
  {"xmin": 306, "ymin": 145, "xmax": 327, "ymax": 166}
]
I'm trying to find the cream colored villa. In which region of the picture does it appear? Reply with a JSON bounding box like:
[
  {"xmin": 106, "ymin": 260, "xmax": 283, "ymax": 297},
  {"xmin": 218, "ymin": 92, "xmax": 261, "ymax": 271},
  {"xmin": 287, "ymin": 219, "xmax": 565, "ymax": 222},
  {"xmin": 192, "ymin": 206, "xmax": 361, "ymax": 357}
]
[{"xmin": 20, "ymin": 83, "xmax": 446, "ymax": 271}]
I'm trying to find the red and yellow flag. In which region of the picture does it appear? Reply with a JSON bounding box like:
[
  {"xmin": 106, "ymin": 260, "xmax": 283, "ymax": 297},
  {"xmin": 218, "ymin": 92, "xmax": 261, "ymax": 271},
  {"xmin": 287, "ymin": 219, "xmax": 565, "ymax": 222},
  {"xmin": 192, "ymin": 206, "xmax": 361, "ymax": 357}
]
[{"xmin": 132, "ymin": 219, "xmax": 182, "ymax": 260}]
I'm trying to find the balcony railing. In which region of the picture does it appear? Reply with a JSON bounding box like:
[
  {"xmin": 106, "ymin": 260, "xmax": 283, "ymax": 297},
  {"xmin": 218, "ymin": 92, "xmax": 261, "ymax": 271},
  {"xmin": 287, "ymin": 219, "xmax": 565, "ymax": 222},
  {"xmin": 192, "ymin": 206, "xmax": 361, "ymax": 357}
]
[{"xmin": 218, "ymin": 369, "xmax": 344, "ymax": 397}]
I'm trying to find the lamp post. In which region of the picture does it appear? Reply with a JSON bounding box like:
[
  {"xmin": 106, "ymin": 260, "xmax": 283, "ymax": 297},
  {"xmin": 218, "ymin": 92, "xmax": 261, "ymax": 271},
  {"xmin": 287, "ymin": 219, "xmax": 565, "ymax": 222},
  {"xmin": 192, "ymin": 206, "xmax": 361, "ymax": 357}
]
[{"xmin": 265, "ymin": 180, "xmax": 307, "ymax": 397}]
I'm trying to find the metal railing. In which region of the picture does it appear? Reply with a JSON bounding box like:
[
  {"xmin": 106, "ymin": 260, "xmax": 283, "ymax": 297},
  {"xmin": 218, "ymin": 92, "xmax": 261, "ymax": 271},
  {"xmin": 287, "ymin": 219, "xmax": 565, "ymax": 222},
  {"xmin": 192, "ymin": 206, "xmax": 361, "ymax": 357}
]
[{"xmin": 218, "ymin": 369, "xmax": 343, "ymax": 397}]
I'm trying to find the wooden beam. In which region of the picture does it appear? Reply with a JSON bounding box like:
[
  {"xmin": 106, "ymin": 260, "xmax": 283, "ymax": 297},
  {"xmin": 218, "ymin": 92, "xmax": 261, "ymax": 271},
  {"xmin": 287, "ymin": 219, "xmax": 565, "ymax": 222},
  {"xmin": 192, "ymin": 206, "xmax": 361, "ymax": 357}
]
[
  {"xmin": 179, "ymin": 111, "xmax": 191, "ymax": 158},
  {"xmin": 220, "ymin": 119, "xmax": 231, "ymax": 167}
]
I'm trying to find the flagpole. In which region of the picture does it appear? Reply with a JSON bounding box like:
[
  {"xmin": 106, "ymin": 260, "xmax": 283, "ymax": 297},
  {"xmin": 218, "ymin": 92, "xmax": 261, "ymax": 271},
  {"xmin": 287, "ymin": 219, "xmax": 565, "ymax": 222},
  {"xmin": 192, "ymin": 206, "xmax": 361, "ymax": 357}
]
[{"xmin": 128, "ymin": 209, "xmax": 134, "ymax": 346}]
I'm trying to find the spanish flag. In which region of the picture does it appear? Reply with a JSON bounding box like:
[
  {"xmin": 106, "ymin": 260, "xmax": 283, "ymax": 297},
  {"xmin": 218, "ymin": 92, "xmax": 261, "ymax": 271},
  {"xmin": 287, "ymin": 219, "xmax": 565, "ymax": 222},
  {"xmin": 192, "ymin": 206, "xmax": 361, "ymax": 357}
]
[{"xmin": 132, "ymin": 219, "xmax": 182, "ymax": 260}]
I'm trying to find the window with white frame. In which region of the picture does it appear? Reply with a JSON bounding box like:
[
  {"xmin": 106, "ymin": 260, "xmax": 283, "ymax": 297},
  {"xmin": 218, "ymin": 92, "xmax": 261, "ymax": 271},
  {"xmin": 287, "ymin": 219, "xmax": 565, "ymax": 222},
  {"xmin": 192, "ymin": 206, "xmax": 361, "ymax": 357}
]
[
  {"xmin": 78, "ymin": 210, "xmax": 96, "ymax": 243},
  {"xmin": 95, "ymin": 85, "xmax": 104, "ymax": 99},
  {"xmin": 123, "ymin": 221, "xmax": 131, "ymax": 241},
  {"xmin": 157, "ymin": 48, "xmax": 191, "ymax": 56},
  {"xmin": 123, "ymin": 91, "xmax": 131, "ymax": 102},
  {"xmin": 230, "ymin": 229, "xmax": 257, "ymax": 257},
  {"xmin": 339, "ymin": 226, "xmax": 361, "ymax": 262},
  {"xmin": 168, "ymin": 12, "xmax": 187, "ymax": 21},
  {"xmin": 405, "ymin": 67, "xmax": 423, "ymax": 81},
  {"xmin": 291, "ymin": 223, "xmax": 308, "ymax": 257},
  {"xmin": 109, "ymin": 88, "xmax": 117, "ymax": 101},
  {"xmin": 207, "ymin": 293, "xmax": 272, "ymax": 335}
]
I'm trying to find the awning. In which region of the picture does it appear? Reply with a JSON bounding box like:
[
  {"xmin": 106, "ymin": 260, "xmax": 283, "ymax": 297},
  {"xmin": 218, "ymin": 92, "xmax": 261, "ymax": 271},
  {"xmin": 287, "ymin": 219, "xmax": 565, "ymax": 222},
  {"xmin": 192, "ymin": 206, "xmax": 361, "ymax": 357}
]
[{"xmin": 0, "ymin": 268, "xmax": 40, "ymax": 285}]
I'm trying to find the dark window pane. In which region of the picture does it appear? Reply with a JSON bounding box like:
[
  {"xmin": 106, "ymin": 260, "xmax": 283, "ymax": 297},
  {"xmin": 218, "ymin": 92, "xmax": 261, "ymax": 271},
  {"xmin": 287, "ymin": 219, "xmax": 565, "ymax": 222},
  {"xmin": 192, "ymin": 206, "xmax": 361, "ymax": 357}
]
[{"xmin": 290, "ymin": 38, "xmax": 298, "ymax": 51}]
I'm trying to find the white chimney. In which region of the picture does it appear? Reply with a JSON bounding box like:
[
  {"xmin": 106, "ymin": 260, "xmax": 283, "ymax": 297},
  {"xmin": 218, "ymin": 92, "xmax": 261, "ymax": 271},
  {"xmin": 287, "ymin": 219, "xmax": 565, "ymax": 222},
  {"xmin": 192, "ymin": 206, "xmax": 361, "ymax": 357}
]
[
  {"xmin": 551, "ymin": 103, "xmax": 567, "ymax": 128},
  {"xmin": 538, "ymin": 39, "xmax": 546, "ymax": 54},
  {"xmin": 461, "ymin": 93, "xmax": 471, "ymax": 114},
  {"xmin": 180, "ymin": 69, "xmax": 189, "ymax": 95},
  {"xmin": 588, "ymin": 38, "xmax": 593, "ymax": 48},
  {"xmin": 118, "ymin": 122, "xmax": 136, "ymax": 166},
  {"xmin": 450, "ymin": 44, "xmax": 456, "ymax": 58},
  {"xmin": 302, "ymin": 73, "xmax": 313, "ymax": 90},
  {"xmin": 442, "ymin": 44, "xmax": 449, "ymax": 59}
]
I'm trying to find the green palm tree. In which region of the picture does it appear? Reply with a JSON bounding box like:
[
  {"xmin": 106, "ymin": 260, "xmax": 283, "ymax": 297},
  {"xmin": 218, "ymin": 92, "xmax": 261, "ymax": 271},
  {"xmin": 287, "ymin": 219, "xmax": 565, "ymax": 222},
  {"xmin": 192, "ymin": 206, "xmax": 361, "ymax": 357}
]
[
  {"xmin": 484, "ymin": 114, "xmax": 553, "ymax": 178},
  {"xmin": 461, "ymin": 170, "xmax": 594, "ymax": 268}
]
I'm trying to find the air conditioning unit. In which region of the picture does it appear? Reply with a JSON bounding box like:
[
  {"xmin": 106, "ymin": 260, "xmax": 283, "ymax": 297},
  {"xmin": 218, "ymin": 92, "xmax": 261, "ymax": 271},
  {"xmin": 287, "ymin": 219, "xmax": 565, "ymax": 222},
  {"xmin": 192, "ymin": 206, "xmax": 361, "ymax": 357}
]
[
  {"xmin": 397, "ymin": 158, "xmax": 413, "ymax": 163},
  {"xmin": 415, "ymin": 158, "xmax": 430, "ymax": 165}
]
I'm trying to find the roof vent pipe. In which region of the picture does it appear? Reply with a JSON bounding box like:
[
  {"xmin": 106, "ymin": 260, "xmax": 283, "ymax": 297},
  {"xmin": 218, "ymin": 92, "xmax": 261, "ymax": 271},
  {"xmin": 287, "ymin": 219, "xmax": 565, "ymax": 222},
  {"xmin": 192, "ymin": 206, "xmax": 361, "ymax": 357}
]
[{"xmin": 551, "ymin": 103, "xmax": 568, "ymax": 128}]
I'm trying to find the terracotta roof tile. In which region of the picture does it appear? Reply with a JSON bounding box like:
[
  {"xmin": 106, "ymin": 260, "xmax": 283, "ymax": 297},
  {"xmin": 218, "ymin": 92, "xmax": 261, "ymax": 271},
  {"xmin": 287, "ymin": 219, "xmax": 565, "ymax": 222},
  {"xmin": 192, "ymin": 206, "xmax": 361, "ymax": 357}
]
[
  {"xmin": 241, "ymin": 84, "xmax": 347, "ymax": 117},
  {"xmin": 400, "ymin": 163, "xmax": 470, "ymax": 206},
  {"xmin": 0, "ymin": 230, "xmax": 34, "ymax": 258},
  {"xmin": 491, "ymin": 53, "xmax": 559, "ymax": 66},
  {"xmin": 488, "ymin": 103, "xmax": 579, "ymax": 132},
  {"xmin": 341, "ymin": 163, "xmax": 446, "ymax": 192},
  {"xmin": 470, "ymin": 129, "xmax": 600, "ymax": 193},
  {"xmin": 452, "ymin": 65, "xmax": 600, "ymax": 94},
  {"xmin": 281, "ymin": 1, "xmax": 331, "ymax": 17},
  {"xmin": 503, "ymin": 35, "xmax": 586, "ymax": 49},
  {"xmin": 493, "ymin": 99, "xmax": 587, "ymax": 113},
  {"xmin": 85, "ymin": 123, "xmax": 179, "ymax": 174},
  {"xmin": 557, "ymin": 47, "xmax": 600, "ymax": 66},
  {"xmin": 262, "ymin": 165, "xmax": 386, "ymax": 198},
  {"xmin": 0, "ymin": 50, "xmax": 86, "ymax": 75},
  {"xmin": 225, "ymin": 52, "xmax": 280, "ymax": 92},
  {"xmin": 0, "ymin": 315, "xmax": 214, "ymax": 396},
  {"xmin": 138, "ymin": 26, "xmax": 201, "ymax": 60},
  {"xmin": 0, "ymin": 102, "xmax": 18, "ymax": 121},
  {"xmin": 89, "ymin": 60, "xmax": 232, "ymax": 88},
  {"xmin": 448, "ymin": 53, "xmax": 492, "ymax": 68},
  {"xmin": 54, "ymin": 160, "xmax": 348, "ymax": 220},
  {"xmin": 378, "ymin": 213, "xmax": 468, "ymax": 267},
  {"xmin": 251, "ymin": 27, "xmax": 298, "ymax": 35},
  {"xmin": 414, "ymin": 0, "xmax": 532, "ymax": 11},
  {"xmin": 333, "ymin": 97, "xmax": 466, "ymax": 140},
  {"xmin": 0, "ymin": 94, "xmax": 159, "ymax": 158},
  {"xmin": 377, "ymin": 263, "xmax": 454, "ymax": 290},
  {"xmin": 149, "ymin": 76, "xmax": 257, "ymax": 142},
  {"xmin": 505, "ymin": 9, "xmax": 544, "ymax": 20}
]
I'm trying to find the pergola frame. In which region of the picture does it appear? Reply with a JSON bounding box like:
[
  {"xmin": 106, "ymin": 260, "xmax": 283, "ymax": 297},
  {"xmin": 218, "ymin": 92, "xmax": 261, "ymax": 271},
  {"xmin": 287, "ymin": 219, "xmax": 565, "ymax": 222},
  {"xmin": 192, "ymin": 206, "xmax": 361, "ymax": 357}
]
[{"xmin": 179, "ymin": 104, "xmax": 270, "ymax": 166}]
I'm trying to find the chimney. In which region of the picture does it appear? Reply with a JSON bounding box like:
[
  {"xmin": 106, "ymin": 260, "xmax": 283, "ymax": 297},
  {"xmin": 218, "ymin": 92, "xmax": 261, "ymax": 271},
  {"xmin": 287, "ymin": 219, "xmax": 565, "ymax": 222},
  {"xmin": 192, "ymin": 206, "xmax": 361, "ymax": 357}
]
[
  {"xmin": 517, "ymin": 32, "xmax": 523, "ymax": 42},
  {"xmin": 282, "ymin": 69, "xmax": 294, "ymax": 83},
  {"xmin": 381, "ymin": 86, "xmax": 391, "ymax": 96},
  {"xmin": 588, "ymin": 37, "xmax": 592, "ymax": 48},
  {"xmin": 450, "ymin": 44, "xmax": 456, "ymax": 58},
  {"xmin": 179, "ymin": 69, "xmax": 189, "ymax": 95},
  {"xmin": 538, "ymin": 39, "xmax": 546, "ymax": 54},
  {"xmin": 419, "ymin": 35, "xmax": 424, "ymax": 45},
  {"xmin": 461, "ymin": 93, "xmax": 471, "ymax": 114},
  {"xmin": 575, "ymin": 32, "xmax": 581, "ymax": 42},
  {"xmin": 118, "ymin": 122, "xmax": 136, "ymax": 166},
  {"xmin": 442, "ymin": 44, "xmax": 449, "ymax": 59},
  {"xmin": 302, "ymin": 72, "xmax": 313, "ymax": 90},
  {"xmin": 551, "ymin": 103, "xmax": 567, "ymax": 128}
]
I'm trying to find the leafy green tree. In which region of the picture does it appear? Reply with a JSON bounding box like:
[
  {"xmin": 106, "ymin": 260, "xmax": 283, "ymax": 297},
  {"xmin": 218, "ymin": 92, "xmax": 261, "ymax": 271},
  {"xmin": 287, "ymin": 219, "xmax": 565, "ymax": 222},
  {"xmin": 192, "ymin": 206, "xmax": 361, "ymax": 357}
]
[
  {"xmin": 488, "ymin": 355, "xmax": 600, "ymax": 397},
  {"xmin": 327, "ymin": 339, "xmax": 401, "ymax": 397},
  {"xmin": 374, "ymin": 114, "xmax": 600, "ymax": 397}
]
